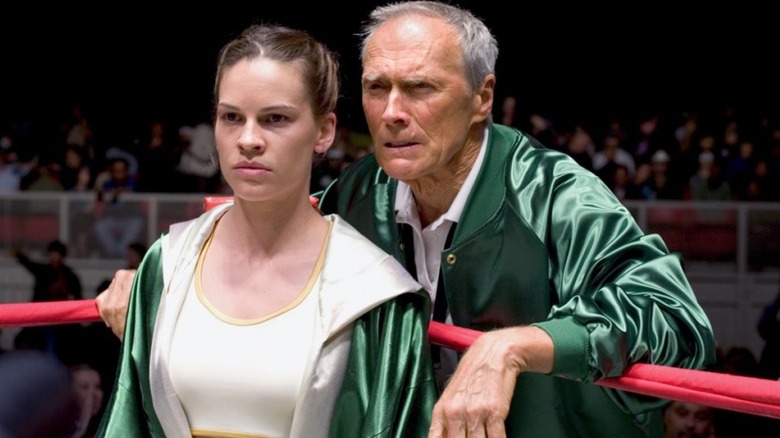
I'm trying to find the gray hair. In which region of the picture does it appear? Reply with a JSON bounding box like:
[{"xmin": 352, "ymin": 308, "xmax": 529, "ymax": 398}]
[{"xmin": 359, "ymin": 1, "xmax": 498, "ymax": 91}]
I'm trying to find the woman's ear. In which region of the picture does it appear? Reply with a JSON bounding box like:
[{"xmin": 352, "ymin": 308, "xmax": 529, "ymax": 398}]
[{"xmin": 314, "ymin": 113, "xmax": 337, "ymax": 155}]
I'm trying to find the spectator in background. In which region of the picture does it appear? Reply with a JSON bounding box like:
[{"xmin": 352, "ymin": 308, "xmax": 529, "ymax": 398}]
[
  {"xmin": 718, "ymin": 345, "xmax": 761, "ymax": 376},
  {"xmin": 593, "ymin": 133, "xmax": 636, "ymax": 187},
  {"xmin": 499, "ymin": 95, "xmax": 519, "ymax": 127},
  {"xmin": 688, "ymin": 151, "xmax": 731, "ymax": 201},
  {"xmin": 675, "ymin": 112, "xmax": 700, "ymax": 153},
  {"xmin": 725, "ymin": 140, "xmax": 756, "ymax": 200},
  {"xmin": 627, "ymin": 112, "xmax": 674, "ymax": 166},
  {"xmin": 637, "ymin": 149, "xmax": 684, "ymax": 199},
  {"xmin": 527, "ymin": 112, "xmax": 557, "ymax": 147},
  {"xmin": 60, "ymin": 145, "xmax": 92, "ymax": 192},
  {"xmin": 64, "ymin": 103, "xmax": 94, "ymax": 151},
  {"xmin": 12, "ymin": 240, "xmax": 82, "ymax": 302},
  {"xmin": 21, "ymin": 160, "xmax": 65, "ymax": 192},
  {"xmin": 743, "ymin": 158, "xmax": 777, "ymax": 202},
  {"xmin": 175, "ymin": 122, "xmax": 220, "ymax": 192},
  {"xmin": 103, "ymin": 145, "xmax": 139, "ymax": 183},
  {"xmin": 93, "ymin": 158, "xmax": 145, "ymax": 258},
  {"xmin": 0, "ymin": 149, "xmax": 28, "ymax": 193},
  {"xmin": 12, "ymin": 240, "xmax": 85, "ymax": 360},
  {"xmin": 607, "ymin": 164, "xmax": 636, "ymax": 201},
  {"xmin": 70, "ymin": 363, "xmax": 104, "ymax": 438},
  {"xmin": 136, "ymin": 120, "xmax": 179, "ymax": 193},
  {"xmin": 561, "ymin": 123, "xmax": 595, "ymax": 171},
  {"xmin": 663, "ymin": 400, "xmax": 716, "ymax": 438}
]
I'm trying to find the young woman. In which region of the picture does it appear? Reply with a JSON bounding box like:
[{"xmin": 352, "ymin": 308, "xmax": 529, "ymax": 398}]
[{"xmin": 96, "ymin": 24, "xmax": 436, "ymax": 438}]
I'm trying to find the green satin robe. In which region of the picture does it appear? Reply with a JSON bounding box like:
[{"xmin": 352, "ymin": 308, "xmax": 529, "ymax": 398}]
[
  {"xmin": 96, "ymin": 214, "xmax": 438, "ymax": 437},
  {"xmin": 318, "ymin": 123, "xmax": 717, "ymax": 437}
]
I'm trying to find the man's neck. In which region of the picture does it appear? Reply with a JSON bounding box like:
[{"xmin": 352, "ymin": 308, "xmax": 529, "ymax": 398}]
[
  {"xmin": 410, "ymin": 183, "xmax": 459, "ymax": 228},
  {"xmin": 407, "ymin": 136, "xmax": 483, "ymax": 228}
]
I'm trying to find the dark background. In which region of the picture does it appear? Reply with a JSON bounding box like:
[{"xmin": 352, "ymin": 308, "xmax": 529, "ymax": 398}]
[{"xmin": 2, "ymin": 2, "xmax": 777, "ymax": 141}]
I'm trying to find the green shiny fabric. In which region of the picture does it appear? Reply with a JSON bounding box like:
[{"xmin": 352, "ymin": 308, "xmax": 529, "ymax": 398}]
[
  {"xmin": 96, "ymin": 238, "xmax": 167, "ymax": 437},
  {"xmin": 330, "ymin": 292, "xmax": 438, "ymax": 437},
  {"xmin": 319, "ymin": 123, "xmax": 717, "ymax": 437},
  {"xmin": 95, "ymin": 238, "xmax": 437, "ymax": 437}
]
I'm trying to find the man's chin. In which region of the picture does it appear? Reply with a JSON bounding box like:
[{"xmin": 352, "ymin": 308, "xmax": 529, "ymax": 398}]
[{"xmin": 376, "ymin": 159, "xmax": 420, "ymax": 183}]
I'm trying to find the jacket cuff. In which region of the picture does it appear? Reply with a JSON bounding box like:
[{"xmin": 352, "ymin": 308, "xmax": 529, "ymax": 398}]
[{"xmin": 533, "ymin": 317, "xmax": 590, "ymax": 379}]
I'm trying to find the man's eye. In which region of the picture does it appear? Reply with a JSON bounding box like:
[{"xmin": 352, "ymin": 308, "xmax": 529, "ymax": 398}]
[
  {"xmin": 365, "ymin": 82, "xmax": 385, "ymax": 91},
  {"xmin": 412, "ymin": 83, "xmax": 434, "ymax": 92}
]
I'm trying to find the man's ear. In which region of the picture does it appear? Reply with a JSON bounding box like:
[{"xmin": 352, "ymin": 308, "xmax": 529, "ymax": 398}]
[{"xmin": 472, "ymin": 74, "xmax": 496, "ymax": 124}]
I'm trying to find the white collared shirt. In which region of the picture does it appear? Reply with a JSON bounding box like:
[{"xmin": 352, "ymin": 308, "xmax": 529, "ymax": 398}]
[
  {"xmin": 394, "ymin": 127, "xmax": 489, "ymax": 389},
  {"xmin": 394, "ymin": 127, "xmax": 489, "ymax": 309}
]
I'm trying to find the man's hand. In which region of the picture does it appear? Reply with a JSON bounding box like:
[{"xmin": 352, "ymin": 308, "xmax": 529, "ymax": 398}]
[
  {"xmin": 95, "ymin": 269, "xmax": 136, "ymax": 341},
  {"xmin": 428, "ymin": 326, "xmax": 554, "ymax": 437}
]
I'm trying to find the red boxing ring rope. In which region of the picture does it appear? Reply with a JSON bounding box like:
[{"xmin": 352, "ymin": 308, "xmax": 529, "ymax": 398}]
[{"xmin": 2, "ymin": 299, "xmax": 780, "ymax": 419}]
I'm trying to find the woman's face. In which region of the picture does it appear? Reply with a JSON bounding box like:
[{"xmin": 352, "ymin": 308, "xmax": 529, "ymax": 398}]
[
  {"xmin": 214, "ymin": 57, "xmax": 335, "ymax": 203},
  {"xmin": 72, "ymin": 368, "xmax": 103, "ymax": 417}
]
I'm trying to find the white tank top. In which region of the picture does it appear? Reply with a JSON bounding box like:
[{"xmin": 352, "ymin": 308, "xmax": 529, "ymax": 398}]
[{"xmin": 169, "ymin": 221, "xmax": 329, "ymax": 438}]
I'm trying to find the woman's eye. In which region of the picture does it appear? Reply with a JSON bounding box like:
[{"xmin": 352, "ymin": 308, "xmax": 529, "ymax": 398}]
[
  {"xmin": 266, "ymin": 114, "xmax": 287, "ymax": 124},
  {"xmin": 224, "ymin": 113, "xmax": 240, "ymax": 122}
]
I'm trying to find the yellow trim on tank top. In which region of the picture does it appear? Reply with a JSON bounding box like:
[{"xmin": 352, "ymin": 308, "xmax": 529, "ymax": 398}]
[{"xmin": 194, "ymin": 216, "xmax": 332, "ymax": 326}]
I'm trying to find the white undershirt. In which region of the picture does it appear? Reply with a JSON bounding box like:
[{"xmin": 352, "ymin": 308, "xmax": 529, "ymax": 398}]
[
  {"xmin": 394, "ymin": 127, "xmax": 489, "ymax": 309},
  {"xmin": 169, "ymin": 221, "xmax": 329, "ymax": 438}
]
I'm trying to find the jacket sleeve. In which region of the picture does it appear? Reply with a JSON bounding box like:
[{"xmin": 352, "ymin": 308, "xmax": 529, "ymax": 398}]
[
  {"xmin": 530, "ymin": 162, "xmax": 716, "ymax": 409},
  {"xmin": 96, "ymin": 238, "xmax": 167, "ymax": 437},
  {"xmin": 329, "ymin": 290, "xmax": 438, "ymax": 437}
]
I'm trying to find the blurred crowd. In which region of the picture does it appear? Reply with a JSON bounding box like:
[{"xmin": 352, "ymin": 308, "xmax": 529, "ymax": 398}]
[
  {"xmin": 2, "ymin": 99, "xmax": 779, "ymax": 204},
  {"xmin": 500, "ymin": 97, "xmax": 780, "ymax": 203}
]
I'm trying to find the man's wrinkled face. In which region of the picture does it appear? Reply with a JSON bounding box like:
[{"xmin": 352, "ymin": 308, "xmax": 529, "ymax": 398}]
[{"xmin": 361, "ymin": 15, "xmax": 485, "ymax": 184}]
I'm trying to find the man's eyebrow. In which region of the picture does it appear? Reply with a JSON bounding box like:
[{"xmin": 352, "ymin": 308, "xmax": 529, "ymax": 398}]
[{"xmin": 362, "ymin": 73, "xmax": 381, "ymax": 82}]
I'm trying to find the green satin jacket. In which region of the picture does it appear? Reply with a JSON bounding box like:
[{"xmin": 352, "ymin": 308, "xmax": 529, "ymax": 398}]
[{"xmin": 319, "ymin": 123, "xmax": 717, "ymax": 437}]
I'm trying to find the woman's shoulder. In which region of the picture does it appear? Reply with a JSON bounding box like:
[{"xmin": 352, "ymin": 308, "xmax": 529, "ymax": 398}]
[
  {"xmin": 322, "ymin": 214, "xmax": 387, "ymax": 257},
  {"xmin": 321, "ymin": 214, "xmax": 420, "ymax": 291}
]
